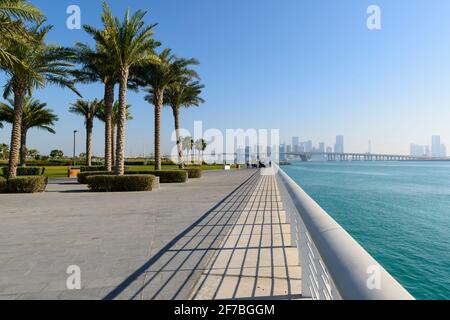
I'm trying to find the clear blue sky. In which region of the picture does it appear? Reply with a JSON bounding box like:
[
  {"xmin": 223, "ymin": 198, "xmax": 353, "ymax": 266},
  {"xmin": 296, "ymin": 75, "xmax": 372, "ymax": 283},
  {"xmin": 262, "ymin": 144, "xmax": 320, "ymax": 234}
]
[{"xmin": 1, "ymin": 0, "xmax": 450, "ymax": 156}]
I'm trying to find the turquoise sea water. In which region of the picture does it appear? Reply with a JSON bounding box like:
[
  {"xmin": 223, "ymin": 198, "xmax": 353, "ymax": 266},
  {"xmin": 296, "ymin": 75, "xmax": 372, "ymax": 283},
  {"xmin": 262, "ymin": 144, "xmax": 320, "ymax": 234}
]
[{"xmin": 282, "ymin": 161, "xmax": 450, "ymax": 300}]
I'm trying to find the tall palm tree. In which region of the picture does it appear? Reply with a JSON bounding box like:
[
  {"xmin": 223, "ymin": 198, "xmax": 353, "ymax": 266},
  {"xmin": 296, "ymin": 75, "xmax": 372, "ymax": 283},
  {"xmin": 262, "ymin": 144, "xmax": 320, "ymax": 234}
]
[
  {"xmin": 0, "ymin": 0, "xmax": 43, "ymax": 69},
  {"xmin": 69, "ymin": 99, "xmax": 101, "ymax": 166},
  {"xmin": 135, "ymin": 49, "xmax": 199, "ymax": 170},
  {"xmin": 72, "ymin": 43, "xmax": 117, "ymax": 171},
  {"xmin": 1, "ymin": 23, "xmax": 79, "ymax": 178},
  {"xmin": 165, "ymin": 79, "xmax": 204, "ymax": 168},
  {"xmin": 182, "ymin": 136, "xmax": 194, "ymax": 164},
  {"xmin": 84, "ymin": 1, "xmax": 159, "ymax": 175},
  {"xmin": 95, "ymin": 101, "xmax": 132, "ymax": 166},
  {"xmin": 194, "ymin": 138, "xmax": 207, "ymax": 164},
  {"xmin": 0, "ymin": 96, "xmax": 58, "ymax": 166}
]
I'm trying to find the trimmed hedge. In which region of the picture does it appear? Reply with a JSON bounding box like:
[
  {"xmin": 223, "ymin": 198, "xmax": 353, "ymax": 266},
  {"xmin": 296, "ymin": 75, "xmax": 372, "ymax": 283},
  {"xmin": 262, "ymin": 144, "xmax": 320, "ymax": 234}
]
[
  {"xmin": 7, "ymin": 176, "xmax": 48, "ymax": 193},
  {"xmin": 77, "ymin": 171, "xmax": 113, "ymax": 184},
  {"xmin": 26, "ymin": 160, "xmax": 73, "ymax": 166},
  {"xmin": 86, "ymin": 175, "xmax": 156, "ymax": 192},
  {"xmin": 184, "ymin": 168, "xmax": 202, "ymax": 179},
  {"xmin": 80, "ymin": 166, "xmax": 105, "ymax": 172},
  {"xmin": 0, "ymin": 176, "xmax": 6, "ymax": 193},
  {"xmin": 126, "ymin": 170, "xmax": 188, "ymax": 183},
  {"xmin": 124, "ymin": 161, "xmax": 146, "ymax": 166},
  {"xmin": 2, "ymin": 167, "xmax": 45, "ymax": 177}
]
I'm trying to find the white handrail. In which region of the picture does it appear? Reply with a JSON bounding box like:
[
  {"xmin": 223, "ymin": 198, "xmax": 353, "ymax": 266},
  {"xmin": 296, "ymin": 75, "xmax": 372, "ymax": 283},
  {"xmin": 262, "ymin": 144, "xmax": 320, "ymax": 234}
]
[{"xmin": 276, "ymin": 166, "xmax": 414, "ymax": 300}]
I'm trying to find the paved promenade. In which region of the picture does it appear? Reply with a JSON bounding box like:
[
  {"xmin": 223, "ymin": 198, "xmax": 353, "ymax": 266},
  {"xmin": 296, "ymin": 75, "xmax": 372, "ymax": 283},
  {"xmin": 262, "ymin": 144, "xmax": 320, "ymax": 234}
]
[
  {"xmin": 0, "ymin": 169, "xmax": 301, "ymax": 300},
  {"xmin": 191, "ymin": 170, "xmax": 301, "ymax": 299}
]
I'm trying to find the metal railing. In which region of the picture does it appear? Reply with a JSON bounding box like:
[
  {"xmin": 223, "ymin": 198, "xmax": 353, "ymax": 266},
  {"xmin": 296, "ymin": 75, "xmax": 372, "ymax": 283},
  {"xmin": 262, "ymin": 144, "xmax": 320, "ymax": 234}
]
[{"xmin": 275, "ymin": 166, "xmax": 414, "ymax": 300}]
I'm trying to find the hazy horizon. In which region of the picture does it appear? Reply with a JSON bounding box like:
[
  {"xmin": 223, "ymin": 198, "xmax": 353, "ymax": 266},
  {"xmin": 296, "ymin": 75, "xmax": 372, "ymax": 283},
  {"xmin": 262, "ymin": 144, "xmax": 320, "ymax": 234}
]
[{"xmin": 1, "ymin": 0, "xmax": 450, "ymax": 157}]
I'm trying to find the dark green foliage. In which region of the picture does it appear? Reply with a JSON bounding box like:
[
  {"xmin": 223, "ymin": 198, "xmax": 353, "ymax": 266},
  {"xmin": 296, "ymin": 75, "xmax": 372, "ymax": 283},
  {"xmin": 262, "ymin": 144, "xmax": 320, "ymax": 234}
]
[
  {"xmin": 86, "ymin": 175, "xmax": 156, "ymax": 192},
  {"xmin": 7, "ymin": 176, "xmax": 48, "ymax": 193},
  {"xmin": 184, "ymin": 168, "xmax": 202, "ymax": 178},
  {"xmin": 126, "ymin": 170, "xmax": 188, "ymax": 183},
  {"xmin": 124, "ymin": 161, "xmax": 146, "ymax": 166},
  {"xmin": 80, "ymin": 166, "xmax": 105, "ymax": 172},
  {"xmin": 0, "ymin": 177, "xmax": 6, "ymax": 193},
  {"xmin": 25, "ymin": 160, "xmax": 73, "ymax": 166},
  {"xmin": 77, "ymin": 171, "xmax": 113, "ymax": 184},
  {"xmin": 2, "ymin": 167, "xmax": 45, "ymax": 176}
]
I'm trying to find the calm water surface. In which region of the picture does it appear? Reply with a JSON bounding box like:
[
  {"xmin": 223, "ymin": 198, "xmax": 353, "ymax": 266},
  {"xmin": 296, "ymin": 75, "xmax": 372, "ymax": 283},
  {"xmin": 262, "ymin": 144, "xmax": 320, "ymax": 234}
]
[{"xmin": 282, "ymin": 161, "xmax": 450, "ymax": 300}]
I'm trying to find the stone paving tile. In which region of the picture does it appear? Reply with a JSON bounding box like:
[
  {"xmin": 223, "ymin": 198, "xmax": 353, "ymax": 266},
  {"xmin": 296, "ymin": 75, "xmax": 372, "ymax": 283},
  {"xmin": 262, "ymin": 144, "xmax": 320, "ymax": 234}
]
[
  {"xmin": 0, "ymin": 170, "xmax": 256, "ymax": 300},
  {"xmin": 190, "ymin": 171, "xmax": 303, "ymax": 300}
]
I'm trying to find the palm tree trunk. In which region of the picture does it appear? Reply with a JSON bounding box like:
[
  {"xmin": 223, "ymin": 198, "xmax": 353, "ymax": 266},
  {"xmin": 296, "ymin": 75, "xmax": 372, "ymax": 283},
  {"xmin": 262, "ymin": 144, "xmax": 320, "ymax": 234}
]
[
  {"xmin": 86, "ymin": 119, "xmax": 93, "ymax": 166},
  {"xmin": 103, "ymin": 82, "xmax": 114, "ymax": 171},
  {"xmin": 172, "ymin": 106, "xmax": 184, "ymax": 168},
  {"xmin": 115, "ymin": 68, "xmax": 129, "ymax": 175},
  {"xmin": 7, "ymin": 84, "xmax": 25, "ymax": 179},
  {"xmin": 111, "ymin": 124, "xmax": 115, "ymax": 168},
  {"xmin": 154, "ymin": 92, "xmax": 163, "ymax": 171},
  {"xmin": 19, "ymin": 130, "xmax": 27, "ymax": 167}
]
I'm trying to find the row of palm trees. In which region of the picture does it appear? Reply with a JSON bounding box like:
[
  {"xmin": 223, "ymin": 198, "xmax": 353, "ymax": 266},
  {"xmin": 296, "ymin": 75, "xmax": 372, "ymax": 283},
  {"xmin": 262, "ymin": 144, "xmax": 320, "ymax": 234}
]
[
  {"xmin": 69, "ymin": 99, "xmax": 132, "ymax": 167},
  {"xmin": 0, "ymin": 0, "xmax": 204, "ymax": 178}
]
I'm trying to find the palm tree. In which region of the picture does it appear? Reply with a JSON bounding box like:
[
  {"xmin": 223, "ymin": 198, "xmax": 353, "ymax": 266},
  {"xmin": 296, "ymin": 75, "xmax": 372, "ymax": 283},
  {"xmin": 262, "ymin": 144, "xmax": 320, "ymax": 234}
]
[
  {"xmin": 194, "ymin": 138, "xmax": 207, "ymax": 164},
  {"xmin": 1, "ymin": 23, "xmax": 79, "ymax": 178},
  {"xmin": 182, "ymin": 136, "xmax": 194, "ymax": 164},
  {"xmin": 72, "ymin": 43, "xmax": 117, "ymax": 171},
  {"xmin": 84, "ymin": 1, "xmax": 159, "ymax": 175},
  {"xmin": 0, "ymin": 96, "xmax": 58, "ymax": 166},
  {"xmin": 135, "ymin": 49, "xmax": 199, "ymax": 170},
  {"xmin": 165, "ymin": 79, "xmax": 204, "ymax": 168},
  {"xmin": 95, "ymin": 101, "xmax": 132, "ymax": 166},
  {"xmin": 69, "ymin": 99, "xmax": 101, "ymax": 166},
  {"xmin": 0, "ymin": 0, "xmax": 43, "ymax": 69}
]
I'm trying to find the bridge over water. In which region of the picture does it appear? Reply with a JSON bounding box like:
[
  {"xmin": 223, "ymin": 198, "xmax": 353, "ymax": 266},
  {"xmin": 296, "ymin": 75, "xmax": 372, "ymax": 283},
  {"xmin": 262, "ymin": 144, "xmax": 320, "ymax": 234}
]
[{"xmin": 283, "ymin": 152, "xmax": 444, "ymax": 162}]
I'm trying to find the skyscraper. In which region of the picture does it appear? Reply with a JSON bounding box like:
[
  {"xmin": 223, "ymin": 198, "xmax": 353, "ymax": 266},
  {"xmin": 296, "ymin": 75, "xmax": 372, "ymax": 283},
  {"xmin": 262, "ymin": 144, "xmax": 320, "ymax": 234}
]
[
  {"xmin": 334, "ymin": 135, "xmax": 344, "ymax": 153},
  {"xmin": 440, "ymin": 144, "xmax": 447, "ymax": 157},
  {"xmin": 292, "ymin": 137, "xmax": 300, "ymax": 153},
  {"xmin": 432, "ymin": 135, "xmax": 441, "ymax": 157},
  {"xmin": 304, "ymin": 140, "xmax": 313, "ymax": 153},
  {"xmin": 410, "ymin": 144, "xmax": 425, "ymax": 157},
  {"xmin": 279, "ymin": 144, "xmax": 286, "ymax": 161},
  {"xmin": 318, "ymin": 142, "xmax": 325, "ymax": 153}
]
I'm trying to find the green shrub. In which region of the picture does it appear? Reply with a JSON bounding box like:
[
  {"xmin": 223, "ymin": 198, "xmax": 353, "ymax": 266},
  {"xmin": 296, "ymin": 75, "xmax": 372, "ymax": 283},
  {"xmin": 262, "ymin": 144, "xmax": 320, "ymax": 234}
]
[
  {"xmin": 77, "ymin": 171, "xmax": 113, "ymax": 184},
  {"xmin": 86, "ymin": 175, "xmax": 156, "ymax": 192},
  {"xmin": 80, "ymin": 166, "xmax": 105, "ymax": 172},
  {"xmin": 25, "ymin": 160, "xmax": 72, "ymax": 166},
  {"xmin": 2, "ymin": 167, "xmax": 45, "ymax": 177},
  {"xmin": 184, "ymin": 168, "xmax": 202, "ymax": 178},
  {"xmin": 126, "ymin": 170, "xmax": 188, "ymax": 183},
  {"xmin": 124, "ymin": 161, "xmax": 146, "ymax": 166},
  {"xmin": 7, "ymin": 176, "xmax": 48, "ymax": 193},
  {"xmin": 0, "ymin": 176, "xmax": 6, "ymax": 193}
]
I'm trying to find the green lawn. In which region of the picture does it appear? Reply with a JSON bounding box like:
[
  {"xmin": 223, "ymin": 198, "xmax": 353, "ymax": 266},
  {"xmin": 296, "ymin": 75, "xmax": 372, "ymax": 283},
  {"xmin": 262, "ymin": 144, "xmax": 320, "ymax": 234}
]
[{"xmin": 42, "ymin": 164, "xmax": 240, "ymax": 178}]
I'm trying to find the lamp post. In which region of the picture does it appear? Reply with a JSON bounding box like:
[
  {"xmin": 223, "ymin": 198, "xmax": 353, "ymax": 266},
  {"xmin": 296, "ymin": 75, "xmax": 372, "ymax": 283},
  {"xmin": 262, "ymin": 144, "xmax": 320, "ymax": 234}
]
[{"xmin": 73, "ymin": 130, "xmax": 78, "ymax": 167}]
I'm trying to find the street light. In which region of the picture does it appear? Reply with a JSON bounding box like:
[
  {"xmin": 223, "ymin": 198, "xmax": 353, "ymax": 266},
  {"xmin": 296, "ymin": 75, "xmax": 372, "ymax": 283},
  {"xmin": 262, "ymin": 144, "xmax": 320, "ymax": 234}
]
[{"xmin": 73, "ymin": 130, "xmax": 78, "ymax": 167}]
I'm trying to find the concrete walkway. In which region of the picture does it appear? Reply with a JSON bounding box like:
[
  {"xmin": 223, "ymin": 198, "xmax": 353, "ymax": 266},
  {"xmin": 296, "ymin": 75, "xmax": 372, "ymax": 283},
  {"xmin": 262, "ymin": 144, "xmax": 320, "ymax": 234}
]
[
  {"xmin": 0, "ymin": 169, "xmax": 302, "ymax": 300},
  {"xmin": 0, "ymin": 170, "xmax": 255, "ymax": 299},
  {"xmin": 190, "ymin": 170, "xmax": 302, "ymax": 300}
]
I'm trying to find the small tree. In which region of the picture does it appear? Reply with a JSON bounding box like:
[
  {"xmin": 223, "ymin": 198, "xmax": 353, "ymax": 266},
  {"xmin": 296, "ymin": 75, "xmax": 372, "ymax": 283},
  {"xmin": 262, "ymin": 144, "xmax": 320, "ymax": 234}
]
[
  {"xmin": 195, "ymin": 139, "xmax": 207, "ymax": 164},
  {"xmin": 27, "ymin": 148, "xmax": 39, "ymax": 160},
  {"xmin": 50, "ymin": 149, "xmax": 63, "ymax": 159},
  {"xmin": 0, "ymin": 143, "xmax": 10, "ymax": 160}
]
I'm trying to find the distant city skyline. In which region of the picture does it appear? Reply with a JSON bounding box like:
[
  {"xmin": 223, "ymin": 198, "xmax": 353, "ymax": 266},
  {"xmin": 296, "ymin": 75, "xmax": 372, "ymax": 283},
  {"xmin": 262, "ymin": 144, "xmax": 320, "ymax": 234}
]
[{"xmin": 410, "ymin": 135, "xmax": 447, "ymax": 158}]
